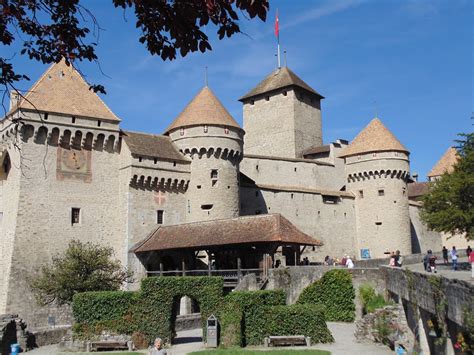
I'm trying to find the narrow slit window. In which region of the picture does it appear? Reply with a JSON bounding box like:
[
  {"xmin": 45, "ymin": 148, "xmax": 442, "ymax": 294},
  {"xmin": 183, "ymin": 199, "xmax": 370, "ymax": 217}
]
[
  {"xmin": 71, "ymin": 208, "xmax": 80, "ymax": 225},
  {"xmin": 157, "ymin": 210, "xmax": 164, "ymax": 224},
  {"xmin": 97, "ymin": 120, "xmax": 101, "ymax": 127},
  {"xmin": 211, "ymin": 169, "xmax": 218, "ymax": 179},
  {"xmin": 201, "ymin": 204, "xmax": 213, "ymax": 210},
  {"xmin": 72, "ymin": 116, "xmax": 76, "ymax": 124},
  {"xmin": 359, "ymin": 190, "xmax": 364, "ymax": 198}
]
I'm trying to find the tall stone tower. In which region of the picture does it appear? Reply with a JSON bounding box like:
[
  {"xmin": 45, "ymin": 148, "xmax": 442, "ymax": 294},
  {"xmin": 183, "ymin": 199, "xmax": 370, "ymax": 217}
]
[
  {"xmin": 240, "ymin": 67, "xmax": 324, "ymax": 159},
  {"xmin": 340, "ymin": 118, "xmax": 411, "ymax": 259},
  {"xmin": 166, "ymin": 87, "xmax": 244, "ymax": 222}
]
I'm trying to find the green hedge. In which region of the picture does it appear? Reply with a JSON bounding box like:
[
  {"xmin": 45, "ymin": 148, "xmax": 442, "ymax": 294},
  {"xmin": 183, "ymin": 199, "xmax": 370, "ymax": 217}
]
[
  {"xmin": 260, "ymin": 304, "xmax": 334, "ymax": 344},
  {"xmin": 72, "ymin": 291, "xmax": 138, "ymax": 323},
  {"xmin": 217, "ymin": 299, "xmax": 243, "ymax": 348},
  {"xmin": 226, "ymin": 290, "xmax": 286, "ymax": 346},
  {"xmin": 72, "ymin": 276, "xmax": 223, "ymax": 344},
  {"xmin": 359, "ymin": 284, "xmax": 391, "ymax": 314},
  {"xmin": 297, "ymin": 269, "xmax": 355, "ymax": 322}
]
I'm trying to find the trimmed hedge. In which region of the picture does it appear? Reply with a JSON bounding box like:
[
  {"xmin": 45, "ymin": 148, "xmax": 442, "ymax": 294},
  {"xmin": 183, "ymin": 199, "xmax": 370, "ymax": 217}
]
[
  {"xmin": 217, "ymin": 299, "xmax": 243, "ymax": 348},
  {"xmin": 297, "ymin": 269, "xmax": 355, "ymax": 322},
  {"xmin": 72, "ymin": 276, "xmax": 223, "ymax": 344},
  {"xmin": 226, "ymin": 290, "xmax": 286, "ymax": 346},
  {"xmin": 72, "ymin": 291, "xmax": 138, "ymax": 323},
  {"xmin": 260, "ymin": 304, "xmax": 334, "ymax": 344}
]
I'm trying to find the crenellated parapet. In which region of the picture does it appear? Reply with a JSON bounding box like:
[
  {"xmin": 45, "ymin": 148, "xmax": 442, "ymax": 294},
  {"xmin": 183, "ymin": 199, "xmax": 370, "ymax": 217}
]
[
  {"xmin": 180, "ymin": 146, "xmax": 242, "ymax": 164},
  {"xmin": 130, "ymin": 175, "xmax": 189, "ymax": 191},
  {"xmin": 347, "ymin": 169, "xmax": 410, "ymax": 183},
  {"xmin": 1, "ymin": 120, "xmax": 120, "ymax": 152}
]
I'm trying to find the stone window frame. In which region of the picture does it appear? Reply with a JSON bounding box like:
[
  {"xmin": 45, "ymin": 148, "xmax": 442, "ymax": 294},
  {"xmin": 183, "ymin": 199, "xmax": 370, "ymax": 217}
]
[
  {"xmin": 157, "ymin": 210, "xmax": 164, "ymax": 225},
  {"xmin": 71, "ymin": 207, "xmax": 81, "ymax": 225}
]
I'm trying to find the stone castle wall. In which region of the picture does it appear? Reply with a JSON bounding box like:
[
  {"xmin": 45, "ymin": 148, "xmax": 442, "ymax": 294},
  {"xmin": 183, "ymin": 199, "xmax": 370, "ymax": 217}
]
[
  {"xmin": 169, "ymin": 125, "xmax": 242, "ymax": 222},
  {"xmin": 345, "ymin": 151, "xmax": 411, "ymax": 258},
  {"xmin": 0, "ymin": 113, "xmax": 125, "ymax": 328},
  {"xmin": 243, "ymin": 88, "xmax": 322, "ymax": 159},
  {"xmin": 0, "ymin": 127, "xmax": 22, "ymax": 313}
]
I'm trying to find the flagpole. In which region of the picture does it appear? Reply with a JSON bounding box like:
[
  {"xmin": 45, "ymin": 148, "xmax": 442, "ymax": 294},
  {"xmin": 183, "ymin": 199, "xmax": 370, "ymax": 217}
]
[{"xmin": 276, "ymin": 9, "xmax": 281, "ymax": 69}]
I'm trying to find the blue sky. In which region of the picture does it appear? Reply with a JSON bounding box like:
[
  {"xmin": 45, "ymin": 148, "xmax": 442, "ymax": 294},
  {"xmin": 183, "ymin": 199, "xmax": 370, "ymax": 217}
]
[{"xmin": 5, "ymin": 0, "xmax": 473, "ymax": 180}]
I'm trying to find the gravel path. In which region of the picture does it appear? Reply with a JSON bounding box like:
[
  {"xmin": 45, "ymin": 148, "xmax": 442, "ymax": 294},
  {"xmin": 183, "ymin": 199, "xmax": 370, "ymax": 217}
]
[{"xmin": 27, "ymin": 323, "xmax": 393, "ymax": 354}]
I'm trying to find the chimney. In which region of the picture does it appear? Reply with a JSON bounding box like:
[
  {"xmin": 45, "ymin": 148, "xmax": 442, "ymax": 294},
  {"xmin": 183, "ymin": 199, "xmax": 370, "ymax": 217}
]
[{"xmin": 9, "ymin": 90, "xmax": 20, "ymax": 111}]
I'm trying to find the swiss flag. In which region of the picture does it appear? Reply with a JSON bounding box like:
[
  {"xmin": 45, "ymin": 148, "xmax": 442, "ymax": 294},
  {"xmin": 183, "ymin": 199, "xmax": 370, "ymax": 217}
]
[{"xmin": 275, "ymin": 10, "xmax": 279, "ymax": 39}]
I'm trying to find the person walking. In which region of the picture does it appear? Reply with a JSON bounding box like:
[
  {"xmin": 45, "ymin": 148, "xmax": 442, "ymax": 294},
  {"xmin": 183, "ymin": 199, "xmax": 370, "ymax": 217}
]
[
  {"xmin": 395, "ymin": 250, "xmax": 403, "ymax": 267},
  {"xmin": 467, "ymin": 245, "xmax": 472, "ymax": 258},
  {"xmin": 469, "ymin": 248, "xmax": 474, "ymax": 278},
  {"xmin": 451, "ymin": 246, "xmax": 458, "ymax": 271},
  {"xmin": 442, "ymin": 246, "xmax": 449, "ymax": 265},
  {"xmin": 423, "ymin": 250, "xmax": 430, "ymax": 271}
]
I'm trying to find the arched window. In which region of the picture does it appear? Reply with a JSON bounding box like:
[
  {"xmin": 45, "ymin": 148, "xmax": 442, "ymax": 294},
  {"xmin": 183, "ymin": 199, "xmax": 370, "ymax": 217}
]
[{"xmin": 0, "ymin": 151, "xmax": 11, "ymax": 180}]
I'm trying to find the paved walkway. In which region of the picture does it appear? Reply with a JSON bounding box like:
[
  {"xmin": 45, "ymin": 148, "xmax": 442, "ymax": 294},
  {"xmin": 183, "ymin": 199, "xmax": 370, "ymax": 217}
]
[{"xmin": 403, "ymin": 256, "xmax": 473, "ymax": 283}]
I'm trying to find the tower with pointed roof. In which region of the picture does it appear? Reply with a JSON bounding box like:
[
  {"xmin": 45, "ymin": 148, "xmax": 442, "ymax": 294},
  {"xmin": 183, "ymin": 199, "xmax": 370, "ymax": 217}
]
[
  {"xmin": 239, "ymin": 67, "xmax": 324, "ymax": 159},
  {"xmin": 166, "ymin": 86, "xmax": 244, "ymax": 222},
  {"xmin": 340, "ymin": 118, "xmax": 412, "ymax": 258}
]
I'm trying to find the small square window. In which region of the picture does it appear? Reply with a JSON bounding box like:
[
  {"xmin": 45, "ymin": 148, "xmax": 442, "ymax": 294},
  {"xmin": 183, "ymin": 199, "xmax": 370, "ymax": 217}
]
[
  {"xmin": 157, "ymin": 210, "xmax": 164, "ymax": 224},
  {"xmin": 211, "ymin": 169, "xmax": 218, "ymax": 179},
  {"xmin": 97, "ymin": 120, "xmax": 101, "ymax": 127},
  {"xmin": 224, "ymin": 127, "xmax": 229, "ymax": 134},
  {"xmin": 378, "ymin": 189, "xmax": 385, "ymax": 196},
  {"xmin": 138, "ymin": 157, "xmax": 143, "ymax": 162},
  {"xmin": 71, "ymin": 208, "xmax": 80, "ymax": 225},
  {"xmin": 72, "ymin": 116, "xmax": 76, "ymax": 124},
  {"xmin": 375, "ymin": 221, "xmax": 382, "ymax": 226},
  {"xmin": 180, "ymin": 128, "xmax": 185, "ymax": 136},
  {"xmin": 204, "ymin": 125, "xmax": 208, "ymax": 133},
  {"xmin": 44, "ymin": 113, "xmax": 49, "ymax": 120},
  {"xmin": 359, "ymin": 190, "xmax": 364, "ymax": 198},
  {"xmin": 154, "ymin": 158, "xmax": 157, "ymax": 164}
]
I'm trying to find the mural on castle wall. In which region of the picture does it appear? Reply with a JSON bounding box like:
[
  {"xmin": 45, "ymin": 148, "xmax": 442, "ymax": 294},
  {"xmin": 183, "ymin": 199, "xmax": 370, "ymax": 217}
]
[{"xmin": 56, "ymin": 147, "xmax": 92, "ymax": 182}]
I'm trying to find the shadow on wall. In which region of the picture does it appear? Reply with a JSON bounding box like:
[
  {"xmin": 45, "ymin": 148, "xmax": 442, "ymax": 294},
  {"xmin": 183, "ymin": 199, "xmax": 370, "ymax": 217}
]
[
  {"xmin": 1, "ymin": 321, "xmax": 17, "ymax": 355},
  {"xmin": 410, "ymin": 221, "xmax": 422, "ymax": 254}
]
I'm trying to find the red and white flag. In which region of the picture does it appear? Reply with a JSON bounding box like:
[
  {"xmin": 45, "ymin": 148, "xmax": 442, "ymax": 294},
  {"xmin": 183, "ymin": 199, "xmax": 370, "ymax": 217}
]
[{"xmin": 275, "ymin": 10, "xmax": 280, "ymax": 39}]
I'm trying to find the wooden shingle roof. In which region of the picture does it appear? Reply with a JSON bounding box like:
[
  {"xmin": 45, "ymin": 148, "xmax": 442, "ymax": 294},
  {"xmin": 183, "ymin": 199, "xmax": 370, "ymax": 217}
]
[
  {"xmin": 339, "ymin": 118, "xmax": 408, "ymax": 158},
  {"xmin": 122, "ymin": 131, "xmax": 189, "ymax": 162},
  {"xmin": 8, "ymin": 60, "xmax": 119, "ymax": 121},
  {"xmin": 427, "ymin": 147, "xmax": 459, "ymax": 177},
  {"xmin": 239, "ymin": 67, "xmax": 323, "ymax": 101},
  {"xmin": 132, "ymin": 214, "xmax": 322, "ymax": 253},
  {"xmin": 165, "ymin": 86, "xmax": 240, "ymax": 133}
]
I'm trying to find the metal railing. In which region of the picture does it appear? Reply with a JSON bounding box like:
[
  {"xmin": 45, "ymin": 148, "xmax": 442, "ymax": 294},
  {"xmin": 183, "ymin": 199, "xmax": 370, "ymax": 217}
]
[{"xmin": 146, "ymin": 268, "xmax": 264, "ymax": 287}]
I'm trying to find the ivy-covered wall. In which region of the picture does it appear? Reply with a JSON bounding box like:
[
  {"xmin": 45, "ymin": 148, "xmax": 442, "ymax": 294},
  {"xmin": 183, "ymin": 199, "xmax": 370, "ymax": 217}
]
[{"xmin": 73, "ymin": 276, "xmax": 223, "ymax": 344}]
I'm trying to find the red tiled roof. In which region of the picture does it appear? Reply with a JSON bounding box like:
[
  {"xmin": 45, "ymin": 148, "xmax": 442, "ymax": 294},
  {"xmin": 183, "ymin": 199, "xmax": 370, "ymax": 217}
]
[{"xmin": 132, "ymin": 214, "xmax": 322, "ymax": 253}]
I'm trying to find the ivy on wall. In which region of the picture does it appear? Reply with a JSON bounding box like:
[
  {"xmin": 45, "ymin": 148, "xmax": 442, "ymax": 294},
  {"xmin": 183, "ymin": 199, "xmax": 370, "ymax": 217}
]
[{"xmin": 297, "ymin": 269, "xmax": 356, "ymax": 322}]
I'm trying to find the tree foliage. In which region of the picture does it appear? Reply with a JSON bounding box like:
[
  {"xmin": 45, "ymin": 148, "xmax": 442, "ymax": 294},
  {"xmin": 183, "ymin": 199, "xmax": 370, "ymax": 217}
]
[
  {"xmin": 30, "ymin": 240, "xmax": 133, "ymax": 306},
  {"xmin": 421, "ymin": 133, "xmax": 474, "ymax": 240},
  {"xmin": 1, "ymin": 0, "xmax": 269, "ymax": 97}
]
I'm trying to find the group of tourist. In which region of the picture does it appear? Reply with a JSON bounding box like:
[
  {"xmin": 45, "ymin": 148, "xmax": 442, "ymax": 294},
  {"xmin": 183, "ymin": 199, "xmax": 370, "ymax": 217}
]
[
  {"xmin": 426, "ymin": 245, "xmax": 473, "ymax": 273},
  {"xmin": 323, "ymin": 255, "xmax": 354, "ymax": 268},
  {"xmin": 388, "ymin": 250, "xmax": 403, "ymax": 267}
]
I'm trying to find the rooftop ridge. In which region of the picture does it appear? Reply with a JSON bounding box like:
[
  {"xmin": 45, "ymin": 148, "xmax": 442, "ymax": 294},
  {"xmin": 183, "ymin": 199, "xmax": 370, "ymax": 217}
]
[{"xmin": 239, "ymin": 66, "xmax": 323, "ymax": 101}]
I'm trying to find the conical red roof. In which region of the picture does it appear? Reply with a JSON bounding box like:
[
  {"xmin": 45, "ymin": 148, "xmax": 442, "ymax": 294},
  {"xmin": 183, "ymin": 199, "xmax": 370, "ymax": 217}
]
[
  {"xmin": 165, "ymin": 86, "xmax": 240, "ymax": 133},
  {"xmin": 339, "ymin": 118, "xmax": 409, "ymax": 157}
]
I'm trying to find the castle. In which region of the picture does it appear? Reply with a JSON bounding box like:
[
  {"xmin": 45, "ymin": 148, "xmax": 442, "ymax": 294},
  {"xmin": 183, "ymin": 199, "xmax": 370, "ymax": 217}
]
[{"xmin": 0, "ymin": 60, "xmax": 443, "ymax": 327}]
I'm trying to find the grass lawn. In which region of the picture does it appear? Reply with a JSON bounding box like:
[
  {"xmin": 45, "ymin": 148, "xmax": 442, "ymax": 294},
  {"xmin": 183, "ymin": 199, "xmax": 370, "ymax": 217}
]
[
  {"xmin": 190, "ymin": 350, "xmax": 330, "ymax": 355},
  {"xmin": 58, "ymin": 353, "xmax": 143, "ymax": 355}
]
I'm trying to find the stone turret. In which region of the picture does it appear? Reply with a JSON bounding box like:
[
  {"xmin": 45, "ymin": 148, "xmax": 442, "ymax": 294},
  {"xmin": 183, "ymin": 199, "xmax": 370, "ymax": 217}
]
[
  {"xmin": 166, "ymin": 86, "xmax": 244, "ymax": 222},
  {"xmin": 340, "ymin": 118, "xmax": 411, "ymax": 259},
  {"xmin": 239, "ymin": 66, "xmax": 324, "ymax": 159}
]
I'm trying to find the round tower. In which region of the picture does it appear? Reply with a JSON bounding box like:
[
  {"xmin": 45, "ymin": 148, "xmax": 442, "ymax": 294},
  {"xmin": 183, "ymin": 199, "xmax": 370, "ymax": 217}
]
[
  {"xmin": 166, "ymin": 86, "xmax": 244, "ymax": 223},
  {"xmin": 340, "ymin": 118, "xmax": 411, "ymax": 259}
]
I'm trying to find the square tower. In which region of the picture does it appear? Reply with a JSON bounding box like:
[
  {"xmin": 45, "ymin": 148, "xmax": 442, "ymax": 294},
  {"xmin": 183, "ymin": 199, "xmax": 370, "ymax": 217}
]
[{"xmin": 240, "ymin": 67, "xmax": 324, "ymax": 159}]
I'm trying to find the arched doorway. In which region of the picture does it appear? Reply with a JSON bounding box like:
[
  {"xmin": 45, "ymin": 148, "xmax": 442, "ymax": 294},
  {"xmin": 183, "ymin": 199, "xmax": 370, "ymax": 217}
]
[{"xmin": 170, "ymin": 295, "xmax": 203, "ymax": 349}]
